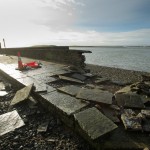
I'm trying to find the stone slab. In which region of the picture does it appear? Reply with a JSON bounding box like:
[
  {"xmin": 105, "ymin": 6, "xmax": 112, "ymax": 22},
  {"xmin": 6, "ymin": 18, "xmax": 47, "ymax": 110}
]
[
  {"xmin": 59, "ymin": 75, "xmax": 84, "ymax": 84},
  {"xmin": 71, "ymin": 73, "xmax": 86, "ymax": 81},
  {"xmin": 31, "ymin": 73, "xmax": 58, "ymax": 84},
  {"xmin": 115, "ymin": 93, "xmax": 145, "ymax": 108},
  {"xmin": 10, "ymin": 84, "xmax": 33, "ymax": 105},
  {"xmin": 94, "ymin": 77, "xmax": 109, "ymax": 84},
  {"xmin": 34, "ymin": 82, "xmax": 56, "ymax": 93},
  {"xmin": 0, "ymin": 110, "xmax": 25, "ymax": 136},
  {"xmin": 74, "ymin": 107, "xmax": 118, "ymax": 140},
  {"xmin": 101, "ymin": 106, "xmax": 120, "ymax": 123},
  {"xmin": 115, "ymin": 86, "xmax": 132, "ymax": 94},
  {"xmin": 41, "ymin": 91, "xmax": 88, "ymax": 115},
  {"xmin": 76, "ymin": 88, "xmax": 113, "ymax": 104},
  {"xmin": 52, "ymin": 69, "xmax": 71, "ymax": 75},
  {"xmin": 57, "ymin": 85, "xmax": 81, "ymax": 96},
  {"xmin": 143, "ymin": 119, "xmax": 150, "ymax": 132},
  {"xmin": 17, "ymin": 77, "xmax": 35, "ymax": 86}
]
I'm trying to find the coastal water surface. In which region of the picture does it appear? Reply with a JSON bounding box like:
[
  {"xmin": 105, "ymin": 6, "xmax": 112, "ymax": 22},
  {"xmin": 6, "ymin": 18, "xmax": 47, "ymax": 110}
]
[{"xmin": 70, "ymin": 46, "xmax": 150, "ymax": 73}]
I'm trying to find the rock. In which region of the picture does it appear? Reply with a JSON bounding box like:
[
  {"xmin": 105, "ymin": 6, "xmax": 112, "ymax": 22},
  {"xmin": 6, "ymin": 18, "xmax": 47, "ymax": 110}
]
[{"xmin": 121, "ymin": 109, "xmax": 142, "ymax": 131}]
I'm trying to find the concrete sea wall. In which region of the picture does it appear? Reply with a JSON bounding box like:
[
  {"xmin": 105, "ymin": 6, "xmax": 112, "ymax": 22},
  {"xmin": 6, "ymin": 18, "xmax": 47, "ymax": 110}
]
[{"xmin": 0, "ymin": 46, "xmax": 91, "ymax": 68}]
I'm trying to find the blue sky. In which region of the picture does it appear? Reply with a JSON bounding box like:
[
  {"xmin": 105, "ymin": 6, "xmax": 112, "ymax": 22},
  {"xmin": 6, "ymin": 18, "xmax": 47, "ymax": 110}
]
[{"xmin": 0, "ymin": 0, "xmax": 150, "ymax": 47}]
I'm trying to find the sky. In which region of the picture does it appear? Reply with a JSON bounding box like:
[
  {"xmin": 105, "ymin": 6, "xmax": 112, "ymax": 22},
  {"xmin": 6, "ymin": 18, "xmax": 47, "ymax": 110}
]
[{"xmin": 0, "ymin": 0, "xmax": 150, "ymax": 47}]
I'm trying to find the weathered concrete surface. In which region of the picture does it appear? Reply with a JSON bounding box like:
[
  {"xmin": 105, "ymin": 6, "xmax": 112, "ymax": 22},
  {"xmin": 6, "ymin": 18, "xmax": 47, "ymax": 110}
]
[
  {"xmin": 11, "ymin": 84, "xmax": 33, "ymax": 105},
  {"xmin": 74, "ymin": 107, "xmax": 118, "ymax": 140},
  {"xmin": 57, "ymin": 85, "xmax": 81, "ymax": 96},
  {"xmin": 0, "ymin": 110, "xmax": 25, "ymax": 136},
  {"xmin": 76, "ymin": 88, "xmax": 113, "ymax": 104},
  {"xmin": 41, "ymin": 91, "xmax": 89, "ymax": 116}
]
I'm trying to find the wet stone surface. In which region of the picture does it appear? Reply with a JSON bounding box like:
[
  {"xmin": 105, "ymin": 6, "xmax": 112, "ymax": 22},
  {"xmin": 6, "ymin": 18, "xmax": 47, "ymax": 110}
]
[
  {"xmin": 41, "ymin": 91, "xmax": 89, "ymax": 115},
  {"xmin": 76, "ymin": 88, "xmax": 113, "ymax": 105},
  {"xmin": 74, "ymin": 107, "xmax": 118, "ymax": 140}
]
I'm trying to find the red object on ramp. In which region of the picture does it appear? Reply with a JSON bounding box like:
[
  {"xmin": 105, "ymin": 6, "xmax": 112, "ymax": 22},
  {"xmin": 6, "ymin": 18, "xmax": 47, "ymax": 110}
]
[{"xmin": 23, "ymin": 61, "xmax": 40, "ymax": 68}]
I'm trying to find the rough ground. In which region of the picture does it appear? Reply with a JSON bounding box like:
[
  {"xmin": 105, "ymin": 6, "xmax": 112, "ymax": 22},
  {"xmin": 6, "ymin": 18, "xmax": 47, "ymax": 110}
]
[{"xmin": 86, "ymin": 64, "xmax": 150, "ymax": 83}]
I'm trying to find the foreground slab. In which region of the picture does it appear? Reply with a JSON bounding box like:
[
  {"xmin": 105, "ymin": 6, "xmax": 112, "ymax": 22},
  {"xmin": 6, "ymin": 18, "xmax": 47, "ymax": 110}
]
[
  {"xmin": 76, "ymin": 88, "xmax": 113, "ymax": 104},
  {"xmin": 41, "ymin": 91, "xmax": 88, "ymax": 115},
  {"xmin": 0, "ymin": 110, "xmax": 25, "ymax": 136},
  {"xmin": 74, "ymin": 107, "xmax": 118, "ymax": 140},
  {"xmin": 11, "ymin": 84, "xmax": 33, "ymax": 105}
]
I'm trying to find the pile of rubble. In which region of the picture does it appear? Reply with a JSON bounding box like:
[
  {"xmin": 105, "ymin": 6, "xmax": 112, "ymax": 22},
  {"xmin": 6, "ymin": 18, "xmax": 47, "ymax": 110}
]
[
  {"xmin": 115, "ymin": 75, "xmax": 150, "ymax": 132},
  {"xmin": 0, "ymin": 78, "xmax": 91, "ymax": 150}
]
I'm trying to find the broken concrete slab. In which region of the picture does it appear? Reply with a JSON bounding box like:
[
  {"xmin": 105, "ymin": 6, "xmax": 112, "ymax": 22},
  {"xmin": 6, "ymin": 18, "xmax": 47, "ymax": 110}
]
[
  {"xmin": 76, "ymin": 88, "xmax": 113, "ymax": 105},
  {"xmin": 57, "ymin": 85, "xmax": 81, "ymax": 96},
  {"xmin": 27, "ymin": 96, "xmax": 38, "ymax": 109},
  {"xmin": 0, "ymin": 82, "xmax": 5, "ymax": 90},
  {"xmin": 17, "ymin": 77, "xmax": 35, "ymax": 86},
  {"xmin": 141, "ymin": 110, "xmax": 150, "ymax": 118},
  {"xmin": 0, "ymin": 110, "xmax": 25, "ymax": 136},
  {"xmin": 115, "ymin": 93, "xmax": 145, "ymax": 109},
  {"xmin": 141, "ymin": 95, "xmax": 150, "ymax": 104},
  {"xmin": 94, "ymin": 77, "xmax": 109, "ymax": 84},
  {"xmin": 74, "ymin": 107, "xmax": 118, "ymax": 140},
  {"xmin": 41, "ymin": 91, "xmax": 89, "ymax": 115},
  {"xmin": 31, "ymin": 73, "xmax": 58, "ymax": 84},
  {"xmin": 10, "ymin": 84, "xmax": 33, "ymax": 105},
  {"xmin": 34, "ymin": 83, "xmax": 56, "ymax": 94},
  {"xmin": 143, "ymin": 119, "xmax": 150, "ymax": 132},
  {"xmin": 83, "ymin": 73, "xmax": 95, "ymax": 78},
  {"xmin": 101, "ymin": 106, "xmax": 120, "ymax": 123},
  {"xmin": 71, "ymin": 73, "xmax": 86, "ymax": 81},
  {"xmin": 52, "ymin": 69, "xmax": 71, "ymax": 76},
  {"xmin": 111, "ymin": 80, "xmax": 131, "ymax": 86},
  {"xmin": 37, "ymin": 121, "xmax": 49, "ymax": 133},
  {"xmin": 121, "ymin": 109, "xmax": 142, "ymax": 131},
  {"xmin": 58, "ymin": 75, "xmax": 84, "ymax": 84},
  {"xmin": 0, "ymin": 91, "xmax": 8, "ymax": 97},
  {"xmin": 115, "ymin": 86, "xmax": 132, "ymax": 94}
]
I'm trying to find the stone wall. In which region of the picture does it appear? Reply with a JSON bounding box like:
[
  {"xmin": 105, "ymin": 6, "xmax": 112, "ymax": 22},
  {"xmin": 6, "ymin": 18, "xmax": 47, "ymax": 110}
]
[{"xmin": 0, "ymin": 46, "xmax": 91, "ymax": 68}]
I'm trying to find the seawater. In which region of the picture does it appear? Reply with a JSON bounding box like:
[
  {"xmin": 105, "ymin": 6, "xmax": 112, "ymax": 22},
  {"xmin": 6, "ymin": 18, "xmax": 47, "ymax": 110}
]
[{"xmin": 70, "ymin": 46, "xmax": 150, "ymax": 73}]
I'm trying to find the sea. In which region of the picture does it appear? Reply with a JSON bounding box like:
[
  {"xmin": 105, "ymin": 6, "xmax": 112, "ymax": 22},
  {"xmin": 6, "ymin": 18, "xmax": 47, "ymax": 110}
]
[{"xmin": 70, "ymin": 46, "xmax": 150, "ymax": 73}]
